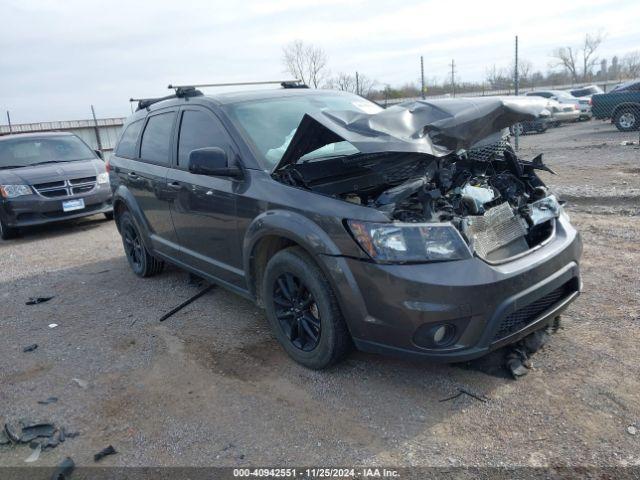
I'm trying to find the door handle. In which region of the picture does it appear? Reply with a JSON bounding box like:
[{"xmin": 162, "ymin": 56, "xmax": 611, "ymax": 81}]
[
  {"xmin": 127, "ymin": 172, "xmax": 139, "ymax": 179},
  {"xmin": 167, "ymin": 182, "xmax": 182, "ymax": 190}
]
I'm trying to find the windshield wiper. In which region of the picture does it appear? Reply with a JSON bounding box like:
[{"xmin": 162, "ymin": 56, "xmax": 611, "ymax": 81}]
[
  {"xmin": 0, "ymin": 164, "xmax": 28, "ymax": 170},
  {"xmin": 29, "ymin": 160, "xmax": 69, "ymax": 166}
]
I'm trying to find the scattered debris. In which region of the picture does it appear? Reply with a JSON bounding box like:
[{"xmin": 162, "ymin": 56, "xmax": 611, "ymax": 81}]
[
  {"xmin": 58, "ymin": 427, "xmax": 66, "ymax": 443},
  {"xmin": 628, "ymin": 425, "xmax": 637, "ymax": 436},
  {"xmin": 37, "ymin": 397, "xmax": 59, "ymax": 405},
  {"xmin": 159, "ymin": 284, "xmax": 215, "ymax": 322},
  {"xmin": 51, "ymin": 457, "xmax": 75, "ymax": 480},
  {"xmin": 64, "ymin": 430, "xmax": 80, "ymax": 439},
  {"xmin": 4, "ymin": 423, "xmax": 21, "ymax": 443},
  {"xmin": 23, "ymin": 344, "xmax": 39, "ymax": 353},
  {"xmin": 26, "ymin": 296, "xmax": 55, "ymax": 305},
  {"xmin": 505, "ymin": 327, "xmax": 552, "ymax": 379},
  {"xmin": 620, "ymin": 141, "xmax": 637, "ymax": 146},
  {"xmin": 24, "ymin": 444, "xmax": 41, "ymax": 463},
  {"xmin": 20, "ymin": 423, "xmax": 56, "ymax": 443},
  {"xmin": 440, "ymin": 387, "xmax": 489, "ymax": 403},
  {"xmin": 48, "ymin": 323, "xmax": 59, "ymax": 329},
  {"xmin": 94, "ymin": 445, "xmax": 117, "ymax": 462},
  {"xmin": 71, "ymin": 378, "xmax": 88, "ymax": 389},
  {"xmin": 0, "ymin": 430, "xmax": 10, "ymax": 445}
]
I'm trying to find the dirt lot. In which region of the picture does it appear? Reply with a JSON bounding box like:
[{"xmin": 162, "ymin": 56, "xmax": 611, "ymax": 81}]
[{"xmin": 1, "ymin": 120, "xmax": 639, "ymax": 471}]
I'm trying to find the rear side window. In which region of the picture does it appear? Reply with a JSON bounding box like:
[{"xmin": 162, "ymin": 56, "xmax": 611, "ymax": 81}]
[
  {"xmin": 140, "ymin": 112, "xmax": 175, "ymax": 165},
  {"xmin": 177, "ymin": 110, "xmax": 230, "ymax": 167},
  {"xmin": 115, "ymin": 119, "xmax": 144, "ymax": 158}
]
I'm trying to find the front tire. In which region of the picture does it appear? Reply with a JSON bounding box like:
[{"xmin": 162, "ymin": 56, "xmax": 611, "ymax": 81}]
[
  {"xmin": 0, "ymin": 218, "xmax": 19, "ymax": 240},
  {"xmin": 614, "ymin": 107, "xmax": 639, "ymax": 132},
  {"xmin": 262, "ymin": 247, "xmax": 351, "ymax": 369},
  {"xmin": 118, "ymin": 211, "xmax": 163, "ymax": 277}
]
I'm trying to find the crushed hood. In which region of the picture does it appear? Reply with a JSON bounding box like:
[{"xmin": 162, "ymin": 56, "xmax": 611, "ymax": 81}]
[{"xmin": 274, "ymin": 96, "xmax": 549, "ymax": 171}]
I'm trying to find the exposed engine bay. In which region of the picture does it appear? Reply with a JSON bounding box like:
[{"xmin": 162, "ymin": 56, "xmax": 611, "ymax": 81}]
[
  {"xmin": 274, "ymin": 145, "xmax": 561, "ymax": 262},
  {"xmin": 270, "ymin": 97, "xmax": 560, "ymax": 263}
]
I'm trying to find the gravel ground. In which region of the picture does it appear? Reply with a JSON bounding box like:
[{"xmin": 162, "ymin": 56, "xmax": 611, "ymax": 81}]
[{"xmin": 1, "ymin": 120, "xmax": 639, "ymax": 471}]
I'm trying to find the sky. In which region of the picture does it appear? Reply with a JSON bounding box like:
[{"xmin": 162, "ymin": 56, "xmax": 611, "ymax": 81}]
[{"xmin": 1, "ymin": 0, "xmax": 639, "ymax": 123}]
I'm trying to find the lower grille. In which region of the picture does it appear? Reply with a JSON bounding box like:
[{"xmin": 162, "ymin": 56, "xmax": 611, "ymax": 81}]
[{"xmin": 492, "ymin": 282, "xmax": 574, "ymax": 342}]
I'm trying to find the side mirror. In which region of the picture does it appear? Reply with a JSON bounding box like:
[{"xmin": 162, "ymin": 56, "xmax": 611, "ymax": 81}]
[
  {"xmin": 188, "ymin": 147, "xmax": 243, "ymax": 179},
  {"xmin": 94, "ymin": 149, "xmax": 103, "ymax": 159}
]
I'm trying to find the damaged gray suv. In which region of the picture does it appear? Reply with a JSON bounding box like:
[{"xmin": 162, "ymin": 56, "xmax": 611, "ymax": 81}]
[{"xmin": 110, "ymin": 85, "xmax": 582, "ymax": 369}]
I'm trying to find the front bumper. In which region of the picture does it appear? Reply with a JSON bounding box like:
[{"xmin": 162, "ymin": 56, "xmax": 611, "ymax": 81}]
[
  {"xmin": 320, "ymin": 215, "xmax": 582, "ymax": 362},
  {"xmin": 0, "ymin": 186, "xmax": 113, "ymax": 228}
]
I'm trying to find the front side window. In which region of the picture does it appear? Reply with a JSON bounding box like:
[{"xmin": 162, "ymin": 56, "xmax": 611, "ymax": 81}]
[
  {"xmin": 140, "ymin": 112, "xmax": 175, "ymax": 165},
  {"xmin": 0, "ymin": 135, "xmax": 96, "ymax": 169},
  {"xmin": 177, "ymin": 110, "xmax": 229, "ymax": 167},
  {"xmin": 226, "ymin": 93, "xmax": 382, "ymax": 169},
  {"xmin": 115, "ymin": 119, "xmax": 144, "ymax": 158}
]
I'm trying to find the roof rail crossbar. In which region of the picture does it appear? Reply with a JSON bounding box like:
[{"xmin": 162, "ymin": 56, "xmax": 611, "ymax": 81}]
[
  {"xmin": 167, "ymin": 80, "xmax": 305, "ymax": 90},
  {"xmin": 130, "ymin": 87, "xmax": 203, "ymax": 111}
]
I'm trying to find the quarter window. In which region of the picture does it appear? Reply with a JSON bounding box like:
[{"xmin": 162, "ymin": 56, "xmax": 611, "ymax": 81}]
[
  {"xmin": 140, "ymin": 112, "xmax": 175, "ymax": 165},
  {"xmin": 115, "ymin": 119, "xmax": 144, "ymax": 158}
]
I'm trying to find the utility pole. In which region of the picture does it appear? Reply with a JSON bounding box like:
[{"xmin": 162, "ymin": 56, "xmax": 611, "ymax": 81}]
[
  {"xmin": 420, "ymin": 56, "xmax": 425, "ymax": 99},
  {"xmin": 355, "ymin": 71, "xmax": 360, "ymax": 96},
  {"xmin": 514, "ymin": 35, "xmax": 520, "ymax": 151},
  {"xmin": 6, "ymin": 111, "xmax": 12, "ymax": 133},
  {"xmin": 450, "ymin": 59, "xmax": 456, "ymax": 97},
  {"xmin": 90, "ymin": 105, "xmax": 103, "ymax": 158}
]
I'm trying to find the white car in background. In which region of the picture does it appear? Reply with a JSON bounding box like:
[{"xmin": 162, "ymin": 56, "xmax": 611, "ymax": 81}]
[{"xmin": 526, "ymin": 90, "xmax": 591, "ymax": 121}]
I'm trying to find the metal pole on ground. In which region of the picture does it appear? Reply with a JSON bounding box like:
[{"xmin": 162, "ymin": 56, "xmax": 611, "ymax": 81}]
[
  {"xmin": 6, "ymin": 111, "xmax": 12, "ymax": 133},
  {"xmin": 355, "ymin": 72, "xmax": 360, "ymax": 96}
]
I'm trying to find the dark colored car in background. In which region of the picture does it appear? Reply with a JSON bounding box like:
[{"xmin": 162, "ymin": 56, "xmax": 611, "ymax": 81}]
[
  {"xmin": 109, "ymin": 87, "xmax": 581, "ymax": 369},
  {"xmin": 591, "ymin": 79, "xmax": 640, "ymax": 131},
  {"xmin": 0, "ymin": 132, "xmax": 113, "ymax": 239}
]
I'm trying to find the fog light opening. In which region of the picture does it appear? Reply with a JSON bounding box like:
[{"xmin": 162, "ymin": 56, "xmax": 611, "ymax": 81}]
[{"xmin": 431, "ymin": 324, "xmax": 457, "ymax": 347}]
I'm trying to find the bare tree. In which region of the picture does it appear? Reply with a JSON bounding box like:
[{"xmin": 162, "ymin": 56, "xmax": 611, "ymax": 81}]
[
  {"xmin": 622, "ymin": 50, "xmax": 640, "ymax": 78},
  {"xmin": 282, "ymin": 40, "xmax": 328, "ymax": 88},
  {"xmin": 551, "ymin": 46, "xmax": 579, "ymax": 82},
  {"xmin": 582, "ymin": 31, "xmax": 605, "ymax": 80},
  {"xmin": 326, "ymin": 72, "xmax": 376, "ymax": 98},
  {"xmin": 551, "ymin": 31, "xmax": 606, "ymax": 82}
]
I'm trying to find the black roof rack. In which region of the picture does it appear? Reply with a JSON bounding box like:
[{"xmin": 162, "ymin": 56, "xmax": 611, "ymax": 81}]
[
  {"xmin": 129, "ymin": 86, "xmax": 203, "ymax": 111},
  {"xmin": 167, "ymin": 79, "xmax": 307, "ymax": 90}
]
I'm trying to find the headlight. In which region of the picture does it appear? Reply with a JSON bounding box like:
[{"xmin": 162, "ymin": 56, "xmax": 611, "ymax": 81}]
[
  {"xmin": 0, "ymin": 185, "xmax": 33, "ymax": 199},
  {"xmin": 97, "ymin": 172, "xmax": 110, "ymax": 185},
  {"xmin": 347, "ymin": 220, "xmax": 472, "ymax": 263}
]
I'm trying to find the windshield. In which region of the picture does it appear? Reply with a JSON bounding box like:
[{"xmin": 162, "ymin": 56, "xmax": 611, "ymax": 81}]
[
  {"xmin": 226, "ymin": 93, "xmax": 383, "ymax": 169},
  {"xmin": 0, "ymin": 135, "xmax": 96, "ymax": 169},
  {"xmin": 571, "ymin": 86, "xmax": 602, "ymax": 96}
]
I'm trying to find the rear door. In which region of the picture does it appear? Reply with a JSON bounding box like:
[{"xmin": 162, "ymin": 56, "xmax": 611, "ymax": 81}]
[
  {"xmin": 125, "ymin": 109, "xmax": 179, "ymax": 255},
  {"xmin": 167, "ymin": 106, "xmax": 244, "ymax": 286}
]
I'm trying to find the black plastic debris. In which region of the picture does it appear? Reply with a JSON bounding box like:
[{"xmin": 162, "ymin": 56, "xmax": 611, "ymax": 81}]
[
  {"xmin": 51, "ymin": 457, "xmax": 75, "ymax": 480},
  {"xmin": 64, "ymin": 430, "xmax": 80, "ymax": 439},
  {"xmin": 94, "ymin": 445, "xmax": 117, "ymax": 462},
  {"xmin": 505, "ymin": 328, "xmax": 551, "ymax": 379},
  {"xmin": 159, "ymin": 284, "xmax": 214, "ymax": 322},
  {"xmin": 23, "ymin": 344, "xmax": 39, "ymax": 353},
  {"xmin": 4, "ymin": 423, "xmax": 21, "ymax": 443},
  {"xmin": 37, "ymin": 397, "xmax": 58, "ymax": 405},
  {"xmin": 58, "ymin": 427, "xmax": 66, "ymax": 443},
  {"xmin": 0, "ymin": 429, "xmax": 10, "ymax": 445},
  {"xmin": 26, "ymin": 296, "xmax": 55, "ymax": 305},
  {"xmin": 20, "ymin": 423, "xmax": 56, "ymax": 443}
]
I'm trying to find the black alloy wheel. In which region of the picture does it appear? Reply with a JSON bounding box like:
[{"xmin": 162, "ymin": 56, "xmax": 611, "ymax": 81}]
[{"xmin": 273, "ymin": 272, "xmax": 321, "ymax": 352}]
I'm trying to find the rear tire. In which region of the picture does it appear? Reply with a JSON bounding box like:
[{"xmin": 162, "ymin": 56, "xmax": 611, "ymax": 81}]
[
  {"xmin": 0, "ymin": 218, "xmax": 18, "ymax": 240},
  {"xmin": 614, "ymin": 107, "xmax": 639, "ymax": 132},
  {"xmin": 262, "ymin": 247, "xmax": 351, "ymax": 369},
  {"xmin": 118, "ymin": 211, "xmax": 164, "ymax": 277}
]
